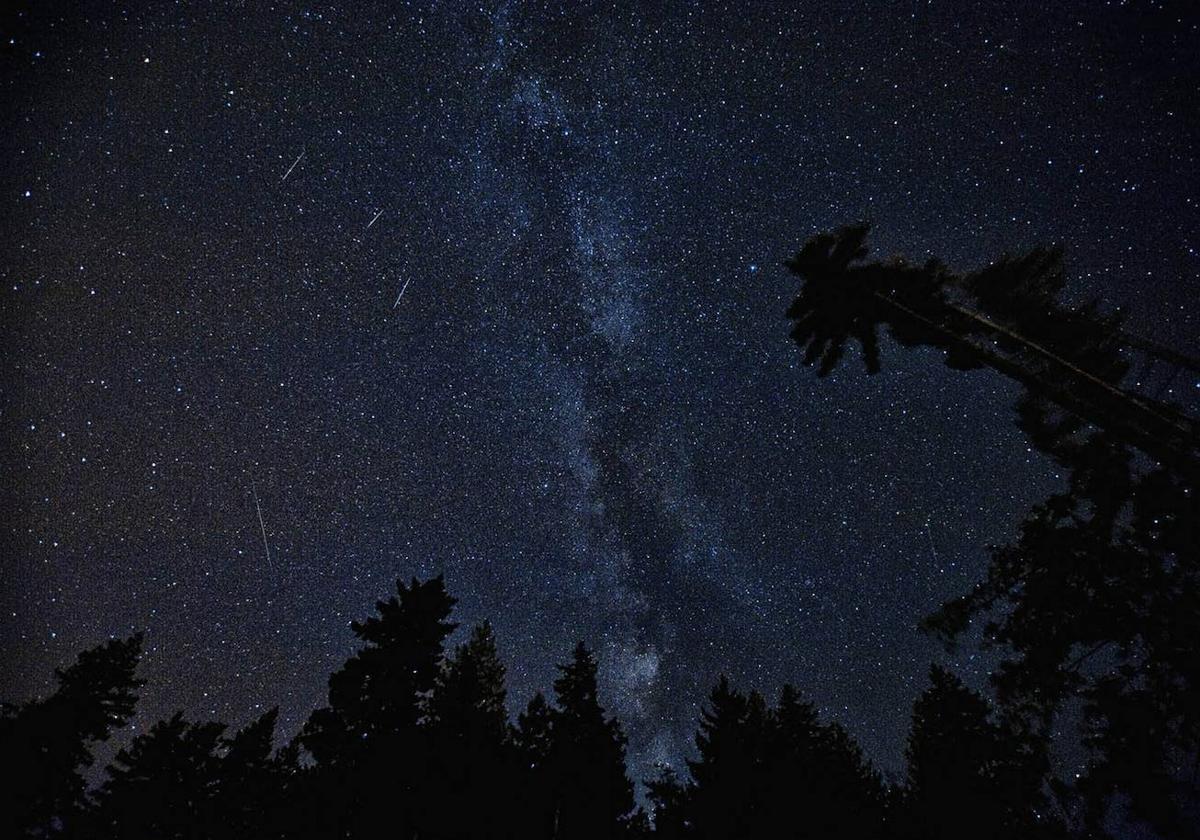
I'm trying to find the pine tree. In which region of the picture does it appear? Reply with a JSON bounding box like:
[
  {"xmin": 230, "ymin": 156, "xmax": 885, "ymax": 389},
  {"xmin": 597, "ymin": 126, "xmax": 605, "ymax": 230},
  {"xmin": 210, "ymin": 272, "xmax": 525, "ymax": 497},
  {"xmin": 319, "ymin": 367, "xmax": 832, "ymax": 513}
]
[
  {"xmin": 90, "ymin": 712, "xmax": 226, "ymax": 840},
  {"xmin": 903, "ymin": 666, "xmax": 1056, "ymax": 840},
  {"xmin": 0, "ymin": 634, "xmax": 143, "ymax": 838},
  {"xmin": 673, "ymin": 677, "xmax": 887, "ymax": 838},
  {"xmin": 645, "ymin": 766, "xmax": 692, "ymax": 840},
  {"xmin": 300, "ymin": 575, "xmax": 457, "ymax": 839},
  {"xmin": 784, "ymin": 223, "xmax": 1196, "ymax": 469},
  {"xmin": 216, "ymin": 708, "xmax": 289, "ymax": 840},
  {"xmin": 548, "ymin": 642, "xmax": 635, "ymax": 840},
  {"xmin": 785, "ymin": 225, "xmax": 1200, "ymax": 832},
  {"xmin": 427, "ymin": 622, "xmax": 516, "ymax": 839},
  {"xmin": 769, "ymin": 684, "xmax": 886, "ymax": 837},
  {"xmin": 514, "ymin": 691, "xmax": 558, "ymax": 839},
  {"xmin": 684, "ymin": 676, "xmax": 760, "ymax": 839}
]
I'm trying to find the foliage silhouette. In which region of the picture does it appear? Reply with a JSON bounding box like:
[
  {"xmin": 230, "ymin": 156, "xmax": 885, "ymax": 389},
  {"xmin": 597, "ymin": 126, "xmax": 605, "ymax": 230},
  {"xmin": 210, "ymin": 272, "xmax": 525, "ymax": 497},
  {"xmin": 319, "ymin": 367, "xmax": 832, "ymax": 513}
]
[
  {"xmin": 300, "ymin": 574, "xmax": 457, "ymax": 839},
  {"xmin": 784, "ymin": 224, "xmax": 1198, "ymax": 471},
  {"xmin": 547, "ymin": 641, "xmax": 638, "ymax": 839},
  {"xmin": 900, "ymin": 665, "xmax": 1060, "ymax": 840},
  {"xmin": 0, "ymin": 633, "xmax": 143, "ymax": 838},
  {"xmin": 650, "ymin": 677, "xmax": 887, "ymax": 839},
  {"xmin": 785, "ymin": 224, "xmax": 1200, "ymax": 836},
  {"xmin": 427, "ymin": 621, "xmax": 520, "ymax": 839},
  {"xmin": 6, "ymin": 553, "xmax": 1193, "ymax": 839}
]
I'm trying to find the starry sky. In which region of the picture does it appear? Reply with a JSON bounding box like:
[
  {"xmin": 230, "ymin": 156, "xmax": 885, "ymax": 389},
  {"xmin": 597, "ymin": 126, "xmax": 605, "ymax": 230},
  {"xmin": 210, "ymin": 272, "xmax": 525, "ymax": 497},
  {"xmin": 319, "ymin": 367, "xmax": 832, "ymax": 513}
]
[{"xmin": 3, "ymin": 1, "xmax": 1198, "ymax": 789}]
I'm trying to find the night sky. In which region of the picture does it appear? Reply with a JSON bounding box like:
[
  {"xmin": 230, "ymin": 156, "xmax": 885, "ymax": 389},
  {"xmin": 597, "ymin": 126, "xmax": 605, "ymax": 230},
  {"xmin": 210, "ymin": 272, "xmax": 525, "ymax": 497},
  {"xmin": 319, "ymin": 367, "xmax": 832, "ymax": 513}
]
[{"xmin": 3, "ymin": 1, "xmax": 1197, "ymax": 790}]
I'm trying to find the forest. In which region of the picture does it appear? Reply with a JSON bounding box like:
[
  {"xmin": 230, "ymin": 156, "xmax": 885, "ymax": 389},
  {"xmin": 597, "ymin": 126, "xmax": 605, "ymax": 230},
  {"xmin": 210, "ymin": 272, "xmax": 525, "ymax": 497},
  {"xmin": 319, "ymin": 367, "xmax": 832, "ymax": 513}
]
[{"xmin": 4, "ymin": 226, "xmax": 1197, "ymax": 839}]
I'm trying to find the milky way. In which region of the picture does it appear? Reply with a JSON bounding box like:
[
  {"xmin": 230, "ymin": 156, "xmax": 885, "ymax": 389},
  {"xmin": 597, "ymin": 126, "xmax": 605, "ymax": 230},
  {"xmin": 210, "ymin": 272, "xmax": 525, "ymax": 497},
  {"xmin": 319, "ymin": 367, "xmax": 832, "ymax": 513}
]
[{"xmin": 3, "ymin": 2, "xmax": 1197, "ymax": 788}]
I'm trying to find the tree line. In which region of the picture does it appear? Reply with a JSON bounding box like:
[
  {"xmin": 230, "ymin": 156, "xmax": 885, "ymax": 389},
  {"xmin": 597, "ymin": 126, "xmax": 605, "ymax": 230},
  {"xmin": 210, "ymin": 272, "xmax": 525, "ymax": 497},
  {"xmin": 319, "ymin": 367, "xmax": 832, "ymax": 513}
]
[{"xmin": 3, "ymin": 575, "xmax": 1063, "ymax": 839}]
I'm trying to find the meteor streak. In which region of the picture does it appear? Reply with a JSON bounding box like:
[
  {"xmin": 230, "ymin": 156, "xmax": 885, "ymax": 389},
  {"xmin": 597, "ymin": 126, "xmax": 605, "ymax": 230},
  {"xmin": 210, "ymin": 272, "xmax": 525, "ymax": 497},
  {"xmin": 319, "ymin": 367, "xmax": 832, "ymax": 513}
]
[
  {"xmin": 252, "ymin": 485, "xmax": 274, "ymax": 573},
  {"xmin": 392, "ymin": 278, "xmax": 411, "ymax": 309},
  {"xmin": 281, "ymin": 150, "xmax": 305, "ymax": 182}
]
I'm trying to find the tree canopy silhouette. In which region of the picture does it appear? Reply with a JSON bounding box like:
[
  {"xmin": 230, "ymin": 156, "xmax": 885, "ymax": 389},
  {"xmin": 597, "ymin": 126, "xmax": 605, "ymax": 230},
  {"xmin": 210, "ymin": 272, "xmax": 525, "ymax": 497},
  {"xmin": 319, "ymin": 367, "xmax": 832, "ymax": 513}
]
[
  {"xmin": 8, "ymin": 572, "xmax": 1174, "ymax": 838},
  {"xmin": 300, "ymin": 575, "xmax": 457, "ymax": 839},
  {"xmin": 785, "ymin": 224, "xmax": 1200, "ymax": 836},
  {"xmin": 547, "ymin": 641, "xmax": 638, "ymax": 840},
  {"xmin": 0, "ymin": 633, "xmax": 143, "ymax": 839},
  {"xmin": 650, "ymin": 677, "xmax": 887, "ymax": 839},
  {"xmin": 901, "ymin": 665, "xmax": 1058, "ymax": 840}
]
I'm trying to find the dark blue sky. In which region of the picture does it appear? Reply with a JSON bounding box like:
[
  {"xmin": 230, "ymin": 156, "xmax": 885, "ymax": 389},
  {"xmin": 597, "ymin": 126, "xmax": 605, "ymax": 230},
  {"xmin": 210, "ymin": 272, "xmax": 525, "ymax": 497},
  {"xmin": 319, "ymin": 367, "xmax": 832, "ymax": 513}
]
[{"xmin": 3, "ymin": 1, "xmax": 1197, "ymax": 788}]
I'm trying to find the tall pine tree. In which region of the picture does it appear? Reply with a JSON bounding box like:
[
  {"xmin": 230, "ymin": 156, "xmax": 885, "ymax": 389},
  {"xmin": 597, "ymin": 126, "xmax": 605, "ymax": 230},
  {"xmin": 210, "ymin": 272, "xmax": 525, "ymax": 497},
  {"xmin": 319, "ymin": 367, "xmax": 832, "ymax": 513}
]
[
  {"xmin": 89, "ymin": 712, "xmax": 226, "ymax": 840},
  {"xmin": 427, "ymin": 621, "xmax": 516, "ymax": 839},
  {"xmin": 300, "ymin": 575, "xmax": 457, "ymax": 839},
  {"xmin": 903, "ymin": 665, "xmax": 1057, "ymax": 840},
  {"xmin": 548, "ymin": 642, "xmax": 636, "ymax": 840}
]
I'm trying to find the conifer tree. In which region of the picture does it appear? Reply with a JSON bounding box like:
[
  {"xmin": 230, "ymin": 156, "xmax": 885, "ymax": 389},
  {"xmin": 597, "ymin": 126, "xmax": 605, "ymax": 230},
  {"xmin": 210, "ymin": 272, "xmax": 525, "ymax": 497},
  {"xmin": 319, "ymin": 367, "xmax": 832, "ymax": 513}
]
[
  {"xmin": 903, "ymin": 666, "xmax": 1057, "ymax": 840},
  {"xmin": 771, "ymin": 684, "xmax": 886, "ymax": 838},
  {"xmin": 685, "ymin": 676, "xmax": 759, "ymax": 838},
  {"xmin": 680, "ymin": 677, "xmax": 886, "ymax": 838},
  {"xmin": 645, "ymin": 766, "xmax": 692, "ymax": 840},
  {"xmin": 216, "ymin": 708, "xmax": 289, "ymax": 840},
  {"xmin": 785, "ymin": 225, "xmax": 1200, "ymax": 833},
  {"xmin": 90, "ymin": 712, "xmax": 226, "ymax": 840},
  {"xmin": 514, "ymin": 691, "xmax": 558, "ymax": 839},
  {"xmin": 0, "ymin": 634, "xmax": 143, "ymax": 838},
  {"xmin": 300, "ymin": 575, "xmax": 457, "ymax": 839},
  {"xmin": 428, "ymin": 621, "xmax": 516, "ymax": 839},
  {"xmin": 548, "ymin": 642, "xmax": 636, "ymax": 840}
]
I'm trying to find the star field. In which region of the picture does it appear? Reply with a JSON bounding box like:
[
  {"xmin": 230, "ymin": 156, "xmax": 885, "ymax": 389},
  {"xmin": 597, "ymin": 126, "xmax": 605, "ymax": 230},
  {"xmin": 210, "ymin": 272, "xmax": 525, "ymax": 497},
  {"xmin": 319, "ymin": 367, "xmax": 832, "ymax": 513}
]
[{"xmin": 3, "ymin": 1, "xmax": 1198, "ymax": 789}]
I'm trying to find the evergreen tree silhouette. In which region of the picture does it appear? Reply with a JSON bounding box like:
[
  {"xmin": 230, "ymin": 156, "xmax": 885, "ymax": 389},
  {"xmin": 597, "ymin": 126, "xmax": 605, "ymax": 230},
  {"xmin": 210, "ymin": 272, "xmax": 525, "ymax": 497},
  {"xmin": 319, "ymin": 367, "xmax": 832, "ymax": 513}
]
[
  {"xmin": 902, "ymin": 666, "xmax": 1058, "ymax": 840},
  {"xmin": 645, "ymin": 766, "xmax": 691, "ymax": 840},
  {"xmin": 89, "ymin": 712, "xmax": 226, "ymax": 840},
  {"xmin": 513, "ymin": 690, "xmax": 558, "ymax": 839},
  {"xmin": 784, "ymin": 225, "xmax": 1200, "ymax": 833},
  {"xmin": 0, "ymin": 634, "xmax": 143, "ymax": 838},
  {"xmin": 783, "ymin": 223, "xmax": 1197, "ymax": 466},
  {"xmin": 90, "ymin": 708, "xmax": 286, "ymax": 839},
  {"xmin": 548, "ymin": 641, "xmax": 636, "ymax": 840},
  {"xmin": 677, "ymin": 677, "xmax": 886, "ymax": 838},
  {"xmin": 770, "ymin": 684, "xmax": 886, "ymax": 837},
  {"xmin": 427, "ymin": 621, "xmax": 517, "ymax": 839},
  {"xmin": 215, "ymin": 708, "xmax": 290, "ymax": 840},
  {"xmin": 300, "ymin": 575, "xmax": 457, "ymax": 839},
  {"xmin": 684, "ymin": 676, "xmax": 760, "ymax": 838}
]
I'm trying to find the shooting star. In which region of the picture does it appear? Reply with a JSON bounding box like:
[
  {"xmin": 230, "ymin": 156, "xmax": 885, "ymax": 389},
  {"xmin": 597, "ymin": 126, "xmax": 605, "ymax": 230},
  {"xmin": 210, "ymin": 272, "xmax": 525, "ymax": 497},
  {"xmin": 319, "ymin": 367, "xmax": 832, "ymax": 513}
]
[
  {"xmin": 925, "ymin": 522, "xmax": 940, "ymax": 565},
  {"xmin": 281, "ymin": 150, "xmax": 305, "ymax": 182},
  {"xmin": 252, "ymin": 485, "xmax": 274, "ymax": 573},
  {"xmin": 366, "ymin": 209, "xmax": 384, "ymax": 229},
  {"xmin": 392, "ymin": 278, "xmax": 411, "ymax": 309}
]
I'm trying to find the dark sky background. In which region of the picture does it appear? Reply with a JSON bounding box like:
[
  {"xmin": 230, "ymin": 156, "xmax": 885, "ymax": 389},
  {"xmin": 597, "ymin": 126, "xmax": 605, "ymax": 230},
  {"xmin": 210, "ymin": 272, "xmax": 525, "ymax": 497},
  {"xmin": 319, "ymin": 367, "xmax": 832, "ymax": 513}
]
[{"xmin": 3, "ymin": 1, "xmax": 1197, "ymax": 790}]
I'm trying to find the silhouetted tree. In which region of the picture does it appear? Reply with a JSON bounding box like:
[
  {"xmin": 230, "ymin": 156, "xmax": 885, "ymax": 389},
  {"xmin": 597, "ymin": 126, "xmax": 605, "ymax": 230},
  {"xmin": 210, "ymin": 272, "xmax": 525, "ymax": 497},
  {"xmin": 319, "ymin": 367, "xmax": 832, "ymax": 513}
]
[
  {"xmin": 427, "ymin": 621, "xmax": 517, "ymax": 838},
  {"xmin": 771, "ymin": 684, "xmax": 887, "ymax": 837},
  {"xmin": 902, "ymin": 666, "xmax": 1057, "ymax": 840},
  {"xmin": 0, "ymin": 634, "xmax": 143, "ymax": 838},
  {"xmin": 514, "ymin": 690, "xmax": 558, "ymax": 839},
  {"xmin": 785, "ymin": 224, "xmax": 1200, "ymax": 834},
  {"xmin": 684, "ymin": 676, "xmax": 762, "ymax": 837},
  {"xmin": 645, "ymin": 766, "xmax": 692, "ymax": 840},
  {"xmin": 300, "ymin": 575, "xmax": 457, "ymax": 839},
  {"xmin": 668, "ymin": 677, "xmax": 886, "ymax": 838},
  {"xmin": 90, "ymin": 712, "xmax": 226, "ymax": 839},
  {"xmin": 215, "ymin": 708, "xmax": 290, "ymax": 840},
  {"xmin": 548, "ymin": 641, "xmax": 636, "ymax": 840},
  {"xmin": 783, "ymin": 223, "xmax": 1196, "ymax": 468}
]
